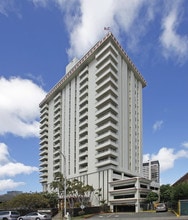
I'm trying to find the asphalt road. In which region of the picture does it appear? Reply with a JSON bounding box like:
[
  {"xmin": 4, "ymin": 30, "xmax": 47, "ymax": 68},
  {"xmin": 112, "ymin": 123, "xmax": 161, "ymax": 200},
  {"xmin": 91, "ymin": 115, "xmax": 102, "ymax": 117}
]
[{"xmin": 88, "ymin": 211, "xmax": 188, "ymax": 220}]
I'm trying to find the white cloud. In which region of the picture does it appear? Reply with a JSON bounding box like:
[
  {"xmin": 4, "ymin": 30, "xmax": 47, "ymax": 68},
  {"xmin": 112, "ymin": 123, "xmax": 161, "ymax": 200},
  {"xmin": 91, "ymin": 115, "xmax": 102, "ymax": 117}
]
[
  {"xmin": 0, "ymin": 77, "xmax": 46, "ymax": 137},
  {"xmin": 0, "ymin": 179, "xmax": 25, "ymax": 191},
  {"xmin": 160, "ymin": 1, "xmax": 188, "ymax": 63},
  {"xmin": 143, "ymin": 147, "xmax": 188, "ymax": 172},
  {"xmin": 0, "ymin": 143, "xmax": 10, "ymax": 164},
  {"xmin": 0, "ymin": 143, "xmax": 38, "ymax": 192},
  {"xmin": 32, "ymin": 0, "xmax": 49, "ymax": 7},
  {"xmin": 0, "ymin": 0, "xmax": 13, "ymax": 16},
  {"xmin": 182, "ymin": 141, "xmax": 188, "ymax": 148},
  {"xmin": 32, "ymin": 0, "xmax": 155, "ymax": 59},
  {"xmin": 1, "ymin": 0, "xmax": 188, "ymax": 63},
  {"xmin": 53, "ymin": 0, "xmax": 188, "ymax": 63},
  {"xmin": 152, "ymin": 120, "xmax": 163, "ymax": 132},
  {"xmin": 0, "ymin": 162, "xmax": 38, "ymax": 178},
  {"xmin": 0, "ymin": 0, "xmax": 21, "ymax": 18},
  {"xmin": 66, "ymin": 0, "xmax": 156, "ymax": 59},
  {"xmin": 27, "ymin": 0, "xmax": 188, "ymax": 63}
]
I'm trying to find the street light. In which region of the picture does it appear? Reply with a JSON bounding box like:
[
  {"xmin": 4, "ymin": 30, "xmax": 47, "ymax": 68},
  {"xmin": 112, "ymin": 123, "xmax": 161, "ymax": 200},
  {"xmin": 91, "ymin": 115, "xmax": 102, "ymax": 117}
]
[
  {"xmin": 60, "ymin": 151, "xmax": 66, "ymax": 218},
  {"xmin": 55, "ymin": 148, "xmax": 66, "ymax": 218}
]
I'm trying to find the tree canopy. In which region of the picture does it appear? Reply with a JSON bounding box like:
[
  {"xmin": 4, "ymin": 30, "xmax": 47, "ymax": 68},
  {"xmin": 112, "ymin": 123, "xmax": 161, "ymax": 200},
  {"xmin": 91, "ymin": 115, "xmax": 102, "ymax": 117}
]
[{"xmin": 0, "ymin": 193, "xmax": 54, "ymax": 210}]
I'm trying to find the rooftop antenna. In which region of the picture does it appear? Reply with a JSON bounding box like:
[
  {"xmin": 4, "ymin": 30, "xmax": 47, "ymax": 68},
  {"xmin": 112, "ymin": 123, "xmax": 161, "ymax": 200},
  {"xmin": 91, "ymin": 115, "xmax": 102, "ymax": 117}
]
[{"xmin": 104, "ymin": 26, "xmax": 110, "ymax": 35}]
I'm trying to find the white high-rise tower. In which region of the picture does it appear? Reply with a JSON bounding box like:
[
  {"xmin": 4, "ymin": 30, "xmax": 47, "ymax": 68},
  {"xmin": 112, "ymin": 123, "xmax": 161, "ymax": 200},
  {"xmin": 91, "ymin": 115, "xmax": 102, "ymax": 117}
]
[{"xmin": 39, "ymin": 32, "xmax": 147, "ymax": 211}]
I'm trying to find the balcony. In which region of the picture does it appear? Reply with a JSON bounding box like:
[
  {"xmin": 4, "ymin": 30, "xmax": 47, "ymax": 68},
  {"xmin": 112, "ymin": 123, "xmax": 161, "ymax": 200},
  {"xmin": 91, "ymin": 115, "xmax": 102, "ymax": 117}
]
[
  {"xmin": 79, "ymin": 150, "xmax": 88, "ymax": 157},
  {"xmin": 53, "ymin": 160, "xmax": 60, "ymax": 168},
  {"xmin": 95, "ymin": 149, "xmax": 118, "ymax": 159},
  {"xmin": 79, "ymin": 143, "xmax": 88, "ymax": 151},
  {"xmin": 40, "ymin": 124, "xmax": 48, "ymax": 134},
  {"xmin": 96, "ymin": 121, "xmax": 118, "ymax": 135},
  {"xmin": 96, "ymin": 94, "xmax": 117, "ymax": 109},
  {"xmin": 96, "ymin": 86, "xmax": 118, "ymax": 103},
  {"xmin": 54, "ymin": 154, "xmax": 60, "ymax": 163},
  {"xmin": 78, "ymin": 157, "xmax": 88, "ymax": 165},
  {"xmin": 40, "ymin": 154, "xmax": 48, "ymax": 162},
  {"xmin": 79, "ymin": 88, "xmax": 88, "ymax": 100},
  {"xmin": 79, "ymin": 119, "xmax": 88, "ymax": 128},
  {"xmin": 96, "ymin": 112, "xmax": 118, "ymax": 126},
  {"xmin": 95, "ymin": 41, "xmax": 118, "ymax": 60},
  {"xmin": 40, "ymin": 171, "xmax": 48, "ymax": 178},
  {"xmin": 96, "ymin": 157, "xmax": 118, "ymax": 168},
  {"xmin": 96, "ymin": 77, "xmax": 118, "ymax": 94},
  {"xmin": 54, "ymin": 92, "xmax": 61, "ymax": 101},
  {"xmin": 79, "ymin": 126, "xmax": 88, "ymax": 136},
  {"xmin": 40, "ymin": 114, "xmax": 48, "ymax": 124},
  {"xmin": 79, "ymin": 165, "xmax": 88, "ymax": 173},
  {"xmin": 79, "ymin": 96, "xmax": 88, "ymax": 106},
  {"xmin": 96, "ymin": 64, "xmax": 117, "ymax": 82},
  {"xmin": 40, "ymin": 121, "xmax": 48, "ymax": 130},
  {"xmin": 96, "ymin": 139, "xmax": 118, "ymax": 151},
  {"xmin": 79, "ymin": 110, "xmax": 88, "ymax": 121},
  {"xmin": 96, "ymin": 102, "xmax": 118, "ymax": 118},
  {"xmin": 39, "ymin": 143, "xmax": 48, "ymax": 151},
  {"xmin": 53, "ymin": 166, "xmax": 60, "ymax": 173},
  {"xmin": 79, "ymin": 135, "xmax": 88, "ymax": 143},
  {"xmin": 54, "ymin": 99, "xmax": 61, "ymax": 109},
  {"xmin": 53, "ymin": 128, "xmax": 61, "ymax": 138},
  {"xmin": 80, "ymin": 84, "xmax": 88, "ymax": 94},
  {"xmin": 40, "ymin": 108, "xmax": 48, "ymax": 118},
  {"xmin": 54, "ymin": 120, "xmax": 61, "ymax": 130},
  {"xmin": 96, "ymin": 50, "xmax": 118, "ymax": 69},
  {"xmin": 79, "ymin": 82, "xmax": 88, "ymax": 91},
  {"xmin": 39, "ymin": 166, "xmax": 48, "ymax": 173},
  {"xmin": 40, "ymin": 137, "xmax": 48, "ymax": 146},
  {"xmin": 40, "ymin": 177, "xmax": 48, "ymax": 184},
  {"xmin": 79, "ymin": 103, "xmax": 88, "ymax": 113},
  {"xmin": 79, "ymin": 66, "xmax": 88, "ymax": 78},
  {"xmin": 40, "ymin": 130, "xmax": 48, "ymax": 140},
  {"xmin": 79, "ymin": 74, "xmax": 88, "ymax": 85},
  {"xmin": 96, "ymin": 60, "xmax": 118, "ymax": 78},
  {"xmin": 96, "ymin": 130, "xmax": 118, "ymax": 142},
  {"xmin": 40, "ymin": 103, "xmax": 48, "ymax": 114},
  {"xmin": 39, "ymin": 148, "xmax": 48, "ymax": 156},
  {"xmin": 54, "ymin": 106, "xmax": 61, "ymax": 116},
  {"xmin": 53, "ymin": 141, "xmax": 60, "ymax": 150},
  {"xmin": 40, "ymin": 160, "xmax": 48, "ymax": 167}
]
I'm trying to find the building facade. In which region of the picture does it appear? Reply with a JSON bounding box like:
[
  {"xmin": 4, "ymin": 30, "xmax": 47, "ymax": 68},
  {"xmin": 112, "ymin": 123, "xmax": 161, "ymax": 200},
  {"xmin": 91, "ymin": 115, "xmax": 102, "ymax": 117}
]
[
  {"xmin": 39, "ymin": 32, "xmax": 147, "ymax": 211},
  {"xmin": 142, "ymin": 160, "xmax": 160, "ymax": 183}
]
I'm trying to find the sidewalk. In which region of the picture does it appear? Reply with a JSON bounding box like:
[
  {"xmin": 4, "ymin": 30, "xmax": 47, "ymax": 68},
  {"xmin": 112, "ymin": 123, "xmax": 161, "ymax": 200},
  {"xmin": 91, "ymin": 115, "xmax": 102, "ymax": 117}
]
[{"xmin": 52, "ymin": 212, "xmax": 63, "ymax": 220}]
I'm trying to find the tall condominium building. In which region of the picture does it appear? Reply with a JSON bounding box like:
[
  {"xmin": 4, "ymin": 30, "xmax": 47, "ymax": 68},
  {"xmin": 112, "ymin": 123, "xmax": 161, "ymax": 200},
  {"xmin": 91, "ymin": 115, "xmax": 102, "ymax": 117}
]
[
  {"xmin": 39, "ymin": 32, "xmax": 147, "ymax": 211},
  {"xmin": 142, "ymin": 160, "xmax": 160, "ymax": 183}
]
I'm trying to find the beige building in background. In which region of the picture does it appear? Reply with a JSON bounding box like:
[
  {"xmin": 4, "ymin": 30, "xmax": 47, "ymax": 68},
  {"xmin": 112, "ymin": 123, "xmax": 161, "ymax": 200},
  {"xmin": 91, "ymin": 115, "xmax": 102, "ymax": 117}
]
[
  {"xmin": 143, "ymin": 160, "xmax": 160, "ymax": 183},
  {"xmin": 39, "ymin": 32, "xmax": 151, "ymax": 212}
]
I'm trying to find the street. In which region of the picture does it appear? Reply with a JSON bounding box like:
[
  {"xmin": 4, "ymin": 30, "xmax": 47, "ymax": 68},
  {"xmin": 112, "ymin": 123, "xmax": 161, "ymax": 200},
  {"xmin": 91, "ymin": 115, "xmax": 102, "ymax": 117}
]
[{"xmin": 88, "ymin": 211, "xmax": 188, "ymax": 220}]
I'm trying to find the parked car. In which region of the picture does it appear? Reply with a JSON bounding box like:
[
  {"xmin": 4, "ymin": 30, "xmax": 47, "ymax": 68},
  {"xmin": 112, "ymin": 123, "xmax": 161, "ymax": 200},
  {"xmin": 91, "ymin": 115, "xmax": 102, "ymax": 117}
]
[
  {"xmin": 17, "ymin": 212, "xmax": 51, "ymax": 220},
  {"xmin": 0, "ymin": 211, "xmax": 20, "ymax": 220},
  {"xmin": 156, "ymin": 203, "xmax": 168, "ymax": 212}
]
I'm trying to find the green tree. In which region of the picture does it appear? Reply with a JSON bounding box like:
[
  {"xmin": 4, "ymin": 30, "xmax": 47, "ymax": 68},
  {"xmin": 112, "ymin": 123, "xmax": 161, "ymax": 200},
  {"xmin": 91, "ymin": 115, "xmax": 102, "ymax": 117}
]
[
  {"xmin": 160, "ymin": 184, "xmax": 173, "ymax": 203},
  {"xmin": 0, "ymin": 193, "xmax": 49, "ymax": 210},
  {"xmin": 173, "ymin": 183, "xmax": 188, "ymax": 201},
  {"xmin": 50, "ymin": 172, "xmax": 65, "ymax": 195},
  {"xmin": 146, "ymin": 191, "xmax": 159, "ymax": 203},
  {"xmin": 50, "ymin": 177, "xmax": 94, "ymax": 208},
  {"xmin": 145, "ymin": 191, "xmax": 159, "ymax": 209},
  {"xmin": 66, "ymin": 179, "xmax": 94, "ymax": 208},
  {"xmin": 43, "ymin": 192, "xmax": 59, "ymax": 208}
]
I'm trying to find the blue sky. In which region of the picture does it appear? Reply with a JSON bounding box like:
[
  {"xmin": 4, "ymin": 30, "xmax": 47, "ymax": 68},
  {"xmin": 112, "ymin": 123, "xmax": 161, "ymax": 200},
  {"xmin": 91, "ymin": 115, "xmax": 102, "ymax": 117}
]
[{"xmin": 0, "ymin": 0, "xmax": 188, "ymax": 194}]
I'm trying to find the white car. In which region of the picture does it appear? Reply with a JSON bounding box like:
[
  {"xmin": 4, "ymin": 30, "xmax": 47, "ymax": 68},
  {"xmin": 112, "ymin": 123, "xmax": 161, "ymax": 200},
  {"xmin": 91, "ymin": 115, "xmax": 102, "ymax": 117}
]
[
  {"xmin": 0, "ymin": 211, "xmax": 20, "ymax": 220},
  {"xmin": 156, "ymin": 203, "xmax": 168, "ymax": 212},
  {"xmin": 17, "ymin": 212, "xmax": 51, "ymax": 220}
]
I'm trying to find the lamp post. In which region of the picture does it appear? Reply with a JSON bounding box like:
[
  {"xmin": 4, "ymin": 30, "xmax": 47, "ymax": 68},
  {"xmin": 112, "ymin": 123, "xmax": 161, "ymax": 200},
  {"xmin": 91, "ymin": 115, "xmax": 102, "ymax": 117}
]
[{"xmin": 59, "ymin": 151, "xmax": 66, "ymax": 218}]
